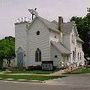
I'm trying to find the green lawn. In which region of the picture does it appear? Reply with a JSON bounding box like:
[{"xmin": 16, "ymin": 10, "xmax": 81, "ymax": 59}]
[
  {"xmin": 67, "ymin": 67, "xmax": 90, "ymax": 74},
  {"xmin": 0, "ymin": 74, "xmax": 65, "ymax": 81},
  {"xmin": 0, "ymin": 67, "xmax": 89, "ymax": 81},
  {"xmin": 5, "ymin": 70, "xmax": 55, "ymax": 74},
  {"xmin": 0, "ymin": 69, "xmax": 66, "ymax": 81}
]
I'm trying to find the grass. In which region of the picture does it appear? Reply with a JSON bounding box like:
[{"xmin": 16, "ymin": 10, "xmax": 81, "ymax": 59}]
[
  {"xmin": 0, "ymin": 69, "xmax": 65, "ymax": 81},
  {"xmin": 66, "ymin": 67, "xmax": 90, "ymax": 74},
  {"xmin": 5, "ymin": 70, "xmax": 55, "ymax": 74},
  {"xmin": 0, "ymin": 74, "xmax": 65, "ymax": 81}
]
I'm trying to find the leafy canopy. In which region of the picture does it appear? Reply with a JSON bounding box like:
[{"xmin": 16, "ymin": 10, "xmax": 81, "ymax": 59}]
[{"xmin": 0, "ymin": 36, "xmax": 15, "ymax": 67}]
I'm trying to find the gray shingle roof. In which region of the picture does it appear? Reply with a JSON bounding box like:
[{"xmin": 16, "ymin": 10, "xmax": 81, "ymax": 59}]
[
  {"xmin": 30, "ymin": 16, "xmax": 76, "ymax": 34},
  {"xmin": 51, "ymin": 41, "xmax": 71, "ymax": 54},
  {"xmin": 51, "ymin": 20, "xmax": 76, "ymax": 34},
  {"xmin": 51, "ymin": 21, "xmax": 75, "ymax": 34},
  {"xmin": 51, "ymin": 20, "xmax": 58, "ymax": 25},
  {"xmin": 38, "ymin": 16, "xmax": 60, "ymax": 33},
  {"xmin": 63, "ymin": 22, "xmax": 74, "ymax": 34}
]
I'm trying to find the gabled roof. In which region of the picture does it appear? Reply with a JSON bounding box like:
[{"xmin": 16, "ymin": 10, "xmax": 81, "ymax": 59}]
[
  {"xmin": 51, "ymin": 41, "xmax": 71, "ymax": 55},
  {"xmin": 39, "ymin": 16, "xmax": 60, "ymax": 33},
  {"xmin": 28, "ymin": 16, "xmax": 60, "ymax": 33},
  {"xmin": 51, "ymin": 20, "xmax": 74, "ymax": 34},
  {"xmin": 51, "ymin": 20, "xmax": 58, "ymax": 25},
  {"xmin": 28, "ymin": 16, "xmax": 83, "ymax": 43},
  {"xmin": 28, "ymin": 16, "xmax": 80, "ymax": 35},
  {"xmin": 51, "ymin": 20, "xmax": 79, "ymax": 35}
]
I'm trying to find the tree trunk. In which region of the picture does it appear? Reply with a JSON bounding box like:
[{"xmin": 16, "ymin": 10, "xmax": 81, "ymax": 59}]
[{"xmin": 0, "ymin": 59, "xmax": 3, "ymax": 69}]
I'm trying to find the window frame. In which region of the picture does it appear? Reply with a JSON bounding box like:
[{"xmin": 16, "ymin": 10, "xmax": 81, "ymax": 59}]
[{"xmin": 35, "ymin": 48, "xmax": 41, "ymax": 62}]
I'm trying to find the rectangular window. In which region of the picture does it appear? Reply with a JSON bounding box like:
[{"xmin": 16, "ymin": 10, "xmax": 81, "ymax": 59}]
[
  {"xmin": 78, "ymin": 53, "xmax": 79, "ymax": 60},
  {"xmin": 73, "ymin": 51, "xmax": 75, "ymax": 60},
  {"xmin": 80, "ymin": 52, "xmax": 81, "ymax": 60}
]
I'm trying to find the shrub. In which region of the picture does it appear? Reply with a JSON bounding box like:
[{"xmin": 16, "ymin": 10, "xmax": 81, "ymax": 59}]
[{"xmin": 27, "ymin": 65, "xmax": 42, "ymax": 70}]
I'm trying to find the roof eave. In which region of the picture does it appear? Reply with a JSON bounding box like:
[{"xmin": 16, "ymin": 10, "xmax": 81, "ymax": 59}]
[
  {"xmin": 48, "ymin": 28, "xmax": 60, "ymax": 33},
  {"xmin": 77, "ymin": 38, "xmax": 84, "ymax": 43},
  {"xmin": 15, "ymin": 21, "xmax": 28, "ymax": 25},
  {"xmin": 62, "ymin": 53, "xmax": 71, "ymax": 55},
  {"xmin": 51, "ymin": 41, "xmax": 71, "ymax": 55}
]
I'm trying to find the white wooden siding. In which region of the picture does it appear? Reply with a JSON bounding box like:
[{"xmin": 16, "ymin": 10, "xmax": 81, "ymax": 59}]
[
  {"xmin": 15, "ymin": 22, "xmax": 28, "ymax": 67},
  {"xmin": 50, "ymin": 45, "xmax": 62, "ymax": 68},
  {"xmin": 27, "ymin": 18, "xmax": 50, "ymax": 66},
  {"xmin": 63, "ymin": 33, "xmax": 71, "ymax": 50},
  {"xmin": 15, "ymin": 17, "xmax": 85, "ymax": 68},
  {"xmin": 50, "ymin": 31, "xmax": 60, "ymax": 42}
]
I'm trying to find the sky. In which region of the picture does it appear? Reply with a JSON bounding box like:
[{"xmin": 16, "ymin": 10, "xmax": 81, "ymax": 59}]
[{"xmin": 0, "ymin": 0, "xmax": 90, "ymax": 39}]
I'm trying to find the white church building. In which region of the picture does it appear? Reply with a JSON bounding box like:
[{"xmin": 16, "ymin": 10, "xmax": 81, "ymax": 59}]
[{"xmin": 15, "ymin": 9, "xmax": 85, "ymax": 70}]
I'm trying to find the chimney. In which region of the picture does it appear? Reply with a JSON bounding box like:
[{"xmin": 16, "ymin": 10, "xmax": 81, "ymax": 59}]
[{"xmin": 58, "ymin": 16, "xmax": 63, "ymax": 31}]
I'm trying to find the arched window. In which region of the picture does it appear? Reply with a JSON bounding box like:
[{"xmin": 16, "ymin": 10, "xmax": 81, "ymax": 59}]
[{"xmin": 35, "ymin": 48, "xmax": 41, "ymax": 62}]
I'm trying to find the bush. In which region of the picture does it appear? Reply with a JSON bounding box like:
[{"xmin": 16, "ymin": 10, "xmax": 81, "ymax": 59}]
[
  {"xmin": 7, "ymin": 67, "xmax": 26, "ymax": 71},
  {"xmin": 27, "ymin": 65, "xmax": 42, "ymax": 71}
]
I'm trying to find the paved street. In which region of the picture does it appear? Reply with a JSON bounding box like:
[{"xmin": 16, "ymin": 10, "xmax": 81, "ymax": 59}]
[
  {"xmin": 46, "ymin": 73, "xmax": 90, "ymax": 86},
  {"xmin": 0, "ymin": 74, "xmax": 90, "ymax": 90}
]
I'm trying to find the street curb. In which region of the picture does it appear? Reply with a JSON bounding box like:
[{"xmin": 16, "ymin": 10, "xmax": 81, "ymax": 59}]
[{"xmin": 0, "ymin": 78, "xmax": 44, "ymax": 83}]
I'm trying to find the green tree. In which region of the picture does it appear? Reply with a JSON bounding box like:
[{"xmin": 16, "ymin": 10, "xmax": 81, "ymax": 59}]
[
  {"xmin": 0, "ymin": 50, "xmax": 5, "ymax": 69},
  {"xmin": 0, "ymin": 36, "xmax": 15, "ymax": 68}
]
